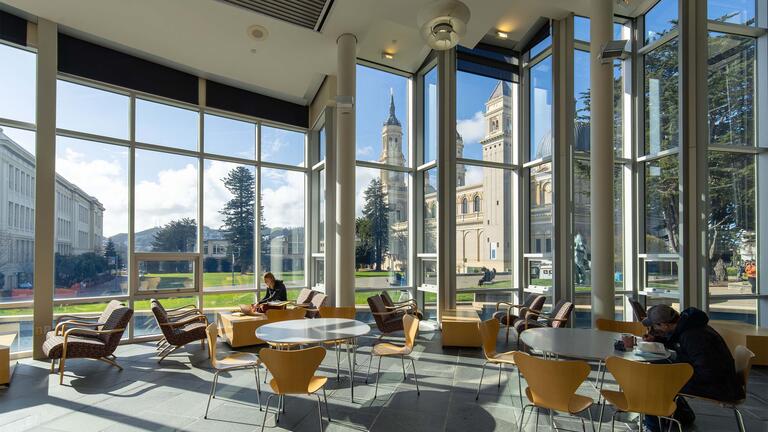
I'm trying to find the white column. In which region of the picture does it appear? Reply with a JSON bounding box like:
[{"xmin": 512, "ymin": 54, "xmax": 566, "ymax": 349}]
[
  {"xmin": 324, "ymin": 106, "xmax": 337, "ymax": 305},
  {"xmin": 33, "ymin": 19, "xmax": 57, "ymax": 359},
  {"xmin": 437, "ymin": 49, "xmax": 457, "ymax": 313},
  {"xmin": 335, "ymin": 34, "xmax": 356, "ymax": 307},
  {"xmin": 589, "ymin": 0, "xmax": 615, "ymax": 324}
]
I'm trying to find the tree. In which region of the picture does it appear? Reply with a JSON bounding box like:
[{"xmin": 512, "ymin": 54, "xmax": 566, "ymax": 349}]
[
  {"xmin": 361, "ymin": 178, "xmax": 389, "ymax": 271},
  {"xmin": 104, "ymin": 238, "xmax": 119, "ymax": 274},
  {"xmin": 355, "ymin": 217, "xmax": 374, "ymax": 268},
  {"xmin": 151, "ymin": 218, "xmax": 196, "ymax": 253},
  {"xmin": 220, "ymin": 167, "xmax": 255, "ymax": 273}
]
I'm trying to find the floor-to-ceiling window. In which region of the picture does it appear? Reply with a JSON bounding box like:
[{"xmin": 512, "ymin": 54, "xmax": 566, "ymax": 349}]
[
  {"xmin": 354, "ymin": 64, "xmax": 412, "ymax": 306},
  {"xmin": 0, "ymin": 41, "xmax": 36, "ymax": 353},
  {"xmin": 706, "ymin": 0, "xmax": 762, "ymax": 323}
]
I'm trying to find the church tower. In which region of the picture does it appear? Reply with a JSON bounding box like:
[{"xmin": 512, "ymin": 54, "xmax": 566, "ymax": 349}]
[
  {"xmin": 379, "ymin": 91, "xmax": 407, "ymax": 223},
  {"xmin": 456, "ymin": 132, "xmax": 465, "ymax": 186}
]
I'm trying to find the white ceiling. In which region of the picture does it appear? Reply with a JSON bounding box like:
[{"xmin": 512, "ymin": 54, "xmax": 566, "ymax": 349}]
[{"xmin": 1, "ymin": 0, "xmax": 647, "ymax": 106}]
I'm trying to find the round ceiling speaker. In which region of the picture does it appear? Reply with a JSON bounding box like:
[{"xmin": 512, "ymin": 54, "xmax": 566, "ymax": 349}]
[
  {"xmin": 417, "ymin": 0, "xmax": 471, "ymax": 50},
  {"xmin": 247, "ymin": 25, "xmax": 269, "ymax": 41}
]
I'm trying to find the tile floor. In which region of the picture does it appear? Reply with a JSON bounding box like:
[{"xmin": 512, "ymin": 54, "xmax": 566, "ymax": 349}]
[{"xmin": 1, "ymin": 326, "xmax": 766, "ymax": 431}]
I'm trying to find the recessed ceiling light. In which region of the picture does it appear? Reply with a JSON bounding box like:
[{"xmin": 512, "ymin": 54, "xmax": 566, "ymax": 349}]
[
  {"xmin": 496, "ymin": 31, "xmax": 509, "ymax": 39},
  {"xmin": 247, "ymin": 25, "xmax": 269, "ymax": 41},
  {"xmin": 382, "ymin": 52, "xmax": 395, "ymax": 60}
]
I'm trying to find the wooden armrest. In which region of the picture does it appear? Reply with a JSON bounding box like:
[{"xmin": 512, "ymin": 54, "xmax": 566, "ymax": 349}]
[
  {"xmin": 55, "ymin": 320, "xmax": 107, "ymax": 336},
  {"xmin": 390, "ymin": 299, "xmax": 417, "ymax": 306},
  {"xmin": 385, "ymin": 304, "xmax": 414, "ymax": 311},
  {"xmin": 164, "ymin": 304, "xmax": 198, "ymax": 312},
  {"xmin": 371, "ymin": 311, "xmax": 399, "ymax": 316},
  {"xmin": 159, "ymin": 315, "xmax": 208, "ymax": 327}
]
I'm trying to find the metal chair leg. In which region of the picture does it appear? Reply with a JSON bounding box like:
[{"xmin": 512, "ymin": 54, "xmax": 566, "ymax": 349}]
[
  {"xmin": 401, "ymin": 356, "xmax": 407, "ymax": 380},
  {"xmin": 366, "ymin": 352, "xmax": 374, "ymax": 384},
  {"xmin": 476, "ymin": 361, "xmax": 488, "ymax": 400},
  {"xmin": 204, "ymin": 371, "xmax": 219, "ymax": 419},
  {"xmin": 323, "ymin": 387, "xmax": 331, "ymax": 421},
  {"xmin": 734, "ymin": 408, "xmax": 746, "ymax": 432},
  {"xmin": 548, "ymin": 409, "xmax": 554, "ymax": 432},
  {"xmin": 518, "ymin": 405, "xmax": 531, "ymax": 432},
  {"xmin": 253, "ymin": 366, "xmax": 262, "ymax": 411},
  {"xmin": 410, "ymin": 357, "xmax": 420, "ymax": 395},
  {"xmin": 517, "ymin": 368, "xmax": 524, "ymax": 408},
  {"xmin": 498, "ymin": 363, "xmax": 503, "ymax": 387},
  {"xmin": 373, "ymin": 355, "xmax": 383, "ymax": 399},
  {"xmin": 260, "ymin": 394, "xmax": 276, "ymax": 432},
  {"xmin": 316, "ymin": 394, "xmax": 324, "ymax": 432}
]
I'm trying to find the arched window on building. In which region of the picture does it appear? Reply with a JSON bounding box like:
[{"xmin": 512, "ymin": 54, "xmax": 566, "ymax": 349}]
[
  {"xmin": 461, "ymin": 197, "xmax": 468, "ymax": 214},
  {"xmin": 473, "ymin": 195, "xmax": 481, "ymax": 212}
]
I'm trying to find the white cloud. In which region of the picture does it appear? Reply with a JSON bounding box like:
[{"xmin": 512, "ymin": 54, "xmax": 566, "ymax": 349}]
[
  {"xmin": 356, "ymin": 145, "xmax": 374, "ymax": 158},
  {"xmin": 457, "ymin": 111, "xmax": 486, "ymax": 146},
  {"xmin": 464, "ymin": 165, "xmax": 484, "ymax": 186},
  {"xmin": 203, "ymin": 161, "xmax": 245, "ymax": 230},
  {"xmin": 134, "ymin": 164, "xmax": 198, "ymax": 232},
  {"xmin": 261, "ymin": 169, "xmax": 305, "ymax": 228}
]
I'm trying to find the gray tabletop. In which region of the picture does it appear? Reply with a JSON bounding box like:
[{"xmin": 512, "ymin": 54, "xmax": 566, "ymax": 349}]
[
  {"xmin": 520, "ymin": 327, "xmax": 671, "ymax": 362},
  {"xmin": 255, "ymin": 318, "xmax": 371, "ymax": 344}
]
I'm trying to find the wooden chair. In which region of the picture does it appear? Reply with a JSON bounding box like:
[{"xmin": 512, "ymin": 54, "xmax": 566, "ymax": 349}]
[
  {"xmin": 259, "ymin": 346, "xmax": 330, "ymax": 432},
  {"xmin": 265, "ymin": 308, "xmax": 306, "ymax": 349},
  {"xmin": 150, "ymin": 298, "xmax": 204, "ymax": 351},
  {"xmin": 151, "ymin": 299, "xmax": 208, "ymax": 362},
  {"xmin": 600, "ymin": 356, "xmax": 693, "ymax": 432},
  {"xmin": 43, "ymin": 304, "xmax": 133, "ymax": 384},
  {"xmin": 476, "ymin": 318, "xmax": 522, "ymax": 404},
  {"xmin": 680, "ymin": 345, "xmax": 755, "ymax": 432},
  {"xmin": 513, "ymin": 351, "xmax": 594, "ymax": 432},
  {"xmin": 493, "ymin": 294, "xmax": 546, "ymax": 344},
  {"xmin": 596, "ymin": 318, "xmax": 647, "ymax": 337},
  {"xmin": 319, "ymin": 306, "xmax": 357, "ymax": 378},
  {"xmin": 366, "ymin": 314, "xmax": 420, "ymax": 399},
  {"xmin": 367, "ymin": 294, "xmax": 405, "ymax": 338},
  {"xmin": 203, "ymin": 323, "xmax": 262, "ymax": 419}
]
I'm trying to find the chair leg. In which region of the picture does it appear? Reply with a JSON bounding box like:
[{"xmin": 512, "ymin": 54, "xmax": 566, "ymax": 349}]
[
  {"xmin": 97, "ymin": 356, "xmax": 124, "ymax": 371},
  {"xmin": 498, "ymin": 363, "xmax": 503, "ymax": 387},
  {"xmin": 548, "ymin": 409, "xmax": 554, "ymax": 432},
  {"xmin": 373, "ymin": 355, "xmax": 383, "ymax": 399},
  {"xmin": 366, "ymin": 353, "xmax": 374, "ymax": 384},
  {"xmin": 410, "ymin": 357, "xmax": 420, "ymax": 395},
  {"xmin": 204, "ymin": 371, "xmax": 219, "ymax": 419},
  {"xmin": 157, "ymin": 345, "xmax": 182, "ymax": 363},
  {"xmin": 315, "ymin": 393, "xmax": 324, "ymax": 432},
  {"xmin": 734, "ymin": 408, "xmax": 746, "ymax": 432},
  {"xmin": 518, "ymin": 404, "xmax": 531, "ymax": 432},
  {"xmin": 610, "ymin": 410, "xmax": 619, "ymax": 432},
  {"xmin": 50, "ymin": 358, "xmax": 56, "ymax": 373},
  {"xmin": 476, "ymin": 361, "xmax": 488, "ymax": 400},
  {"xmin": 505, "ymin": 324, "xmax": 510, "ymax": 345},
  {"xmin": 253, "ymin": 366, "xmax": 262, "ymax": 411},
  {"xmin": 335, "ymin": 343, "xmax": 341, "ymax": 379},
  {"xmin": 323, "ymin": 387, "xmax": 331, "ymax": 421},
  {"xmin": 401, "ymin": 356, "xmax": 407, "ymax": 380},
  {"xmin": 260, "ymin": 394, "xmax": 276, "ymax": 432},
  {"xmin": 59, "ymin": 345, "xmax": 67, "ymax": 385}
]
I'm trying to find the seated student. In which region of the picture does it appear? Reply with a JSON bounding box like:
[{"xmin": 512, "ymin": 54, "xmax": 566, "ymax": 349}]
[
  {"xmin": 251, "ymin": 272, "xmax": 288, "ymax": 313},
  {"xmin": 641, "ymin": 305, "xmax": 742, "ymax": 432}
]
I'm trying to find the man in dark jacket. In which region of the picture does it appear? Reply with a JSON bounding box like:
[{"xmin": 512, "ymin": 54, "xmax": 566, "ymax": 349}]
[
  {"xmin": 257, "ymin": 272, "xmax": 287, "ymax": 304},
  {"xmin": 641, "ymin": 305, "xmax": 742, "ymax": 431}
]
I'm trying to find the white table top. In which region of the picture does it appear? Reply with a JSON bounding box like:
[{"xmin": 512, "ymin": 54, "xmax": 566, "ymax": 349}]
[
  {"xmin": 520, "ymin": 327, "xmax": 671, "ymax": 362},
  {"xmin": 255, "ymin": 318, "xmax": 371, "ymax": 344}
]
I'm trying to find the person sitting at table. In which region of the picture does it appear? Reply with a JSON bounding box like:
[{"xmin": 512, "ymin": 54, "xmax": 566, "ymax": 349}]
[
  {"xmin": 641, "ymin": 305, "xmax": 742, "ymax": 432},
  {"xmin": 252, "ymin": 272, "xmax": 287, "ymax": 313}
]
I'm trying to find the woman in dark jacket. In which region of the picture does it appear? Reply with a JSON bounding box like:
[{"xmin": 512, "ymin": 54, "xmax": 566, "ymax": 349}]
[{"xmin": 252, "ymin": 272, "xmax": 288, "ymax": 313}]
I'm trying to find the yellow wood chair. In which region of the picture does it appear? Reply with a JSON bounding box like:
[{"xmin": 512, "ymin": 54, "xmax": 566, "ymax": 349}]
[
  {"xmin": 476, "ymin": 318, "xmax": 523, "ymax": 405},
  {"xmin": 596, "ymin": 318, "xmax": 647, "ymax": 337},
  {"xmin": 366, "ymin": 313, "xmax": 420, "ymax": 399},
  {"xmin": 680, "ymin": 345, "xmax": 755, "ymax": 432},
  {"xmin": 600, "ymin": 356, "xmax": 693, "ymax": 432},
  {"xmin": 204, "ymin": 323, "xmax": 262, "ymax": 419},
  {"xmin": 319, "ymin": 306, "xmax": 357, "ymax": 378},
  {"xmin": 512, "ymin": 351, "xmax": 594, "ymax": 432},
  {"xmin": 266, "ymin": 307, "xmax": 306, "ymax": 322},
  {"xmin": 259, "ymin": 346, "xmax": 330, "ymax": 432}
]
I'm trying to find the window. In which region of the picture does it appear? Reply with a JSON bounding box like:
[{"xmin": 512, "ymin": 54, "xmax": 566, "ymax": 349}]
[
  {"xmin": 529, "ymin": 57, "xmax": 553, "ymax": 160},
  {"xmin": 57, "ymin": 80, "xmax": 130, "ymax": 139},
  {"xmin": 644, "ymin": 38, "xmax": 680, "ymax": 155},
  {"xmin": 644, "ymin": 0, "xmax": 678, "ymax": 45},
  {"xmin": 135, "ymin": 98, "xmax": 199, "ymax": 150},
  {"xmin": 461, "ymin": 197, "xmax": 468, "ymax": 214},
  {"xmin": 203, "ymin": 113, "xmax": 256, "ymax": 159},
  {"xmin": 473, "ymin": 195, "xmax": 481, "ymax": 212},
  {"xmin": 423, "ymin": 168, "xmax": 438, "ymax": 254},
  {"xmin": 261, "ymin": 125, "xmax": 305, "ymax": 167},
  {"xmin": 260, "ymin": 167, "xmax": 305, "ymax": 287},
  {"xmin": 457, "ymin": 71, "xmax": 513, "ymax": 162},
  {"xmin": 356, "ymin": 65, "xmax": 409, "ymax": 166},
  {"xmin": 708, "ymin": 0, "xmax": 756, "ymax": 26},
  {"xmin": 644, "ymin": 156, "xmax": 679, "ymax": 254},
  {"xmin": 529, "ymin": 162, "xmax": 553, "ymax": 254},
  {"xmin": 0, "ymin": 43, "xmax": 35, "ymax": 123},
  {"xmin": 423, "ymin": 68, "xmax": 438, "ymax": 164}
]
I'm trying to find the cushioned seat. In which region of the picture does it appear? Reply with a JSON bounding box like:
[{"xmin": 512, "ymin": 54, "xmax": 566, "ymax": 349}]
[
  {"xmin": 151, "ymin": 299, "xmax": 208, "ymax": 362},
  {"xmin": 42, "ymin": 335, "xmax": 106, "ymax": 359}
]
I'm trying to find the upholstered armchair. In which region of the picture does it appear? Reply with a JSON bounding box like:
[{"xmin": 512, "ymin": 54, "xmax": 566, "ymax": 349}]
[
  {"xmin": 492, "ymin": 294, "xmax": 546, "ymax": 344},
  {"xmin": 514, "ymin": 300, "xmax": 574, "ymax": 349},
  {"xmin": 367, "ymin": 294, "xmax": 405, "ymax": 338},
  {"xmin": 151, "ymin": 299, "xmax": 208, "ymax": 362},
  {"xmin": 380, "ymin": 291, "xmax": 423, "ymax": 320}
]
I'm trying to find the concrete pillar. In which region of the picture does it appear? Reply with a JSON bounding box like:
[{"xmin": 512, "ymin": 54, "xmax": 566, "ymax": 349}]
[
  {"xmin": 437, "ymin": 49, "xmax": 457, "ymax": 314},
  {"xmin": 33, "ymin": 19, "xmax": 57, "ymax": 359},
  {"xmin": 589, "ymin": 0, "xmax": 615, "ymax": 324},
  {"xmin": 335, "ymin": 34, "xmax": 356, "ymax": 307}
]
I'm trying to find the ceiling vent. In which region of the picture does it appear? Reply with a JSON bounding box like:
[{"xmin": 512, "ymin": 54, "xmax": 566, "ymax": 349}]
[{"xmin": 216, "ymin": 0, "xmax": 334, "ymax": 32}]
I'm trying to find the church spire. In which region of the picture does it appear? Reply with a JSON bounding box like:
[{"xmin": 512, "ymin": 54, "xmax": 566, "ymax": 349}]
[{"xmin": 384, "ymin": 89, "xmax": 401, "ymax": 127}]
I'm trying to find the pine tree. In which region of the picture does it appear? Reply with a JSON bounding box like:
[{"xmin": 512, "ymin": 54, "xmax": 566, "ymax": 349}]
[
  {"xmin": 362, "ymin": 178, "xmax": 389, "ymax": 271},
  {"xmin": 151, "ymin": 218, "xmax": 197, "ymax": 253},
  {"xmin": 220, "ymin": 167, "xmax": 256, "ymax": 273}
]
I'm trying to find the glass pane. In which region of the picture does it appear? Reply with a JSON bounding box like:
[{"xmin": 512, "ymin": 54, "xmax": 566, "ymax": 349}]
[
  {"xmin": 614, "ymin": 165, "xmax": 625, "ymax": 289},
  {"xmin": 0, "ymin": 308, "xmax": 32, "ymax": 353},
  {"xmin": 422, "ymin": 259, "xmax": 437, "ymax": 286},
  {"xmin": 317, "ymin": 168, "xmax": 326, "ymax": 253},
  {"xmin": 643, "ymin": 260, "xmax": 679, "ymax": 309},
  {"xmin": 708, "ymin": 153, "xmax": 756, "ymax": 294},
  {"xmin": 645, "ymin": 156, "xmax": 679, "ymax": 253},
  {"xmin": 530, "ymin": 56, "xmax": 553, "ymax": 160},
  {"xmin": 423, "ymin": 67, "xmax": 438, "ymax": 164},
  {"xmin": 708, "ymin": 0, "xmax": 756, "ymax": 26},
  {"xmin": 54, "ymin": 137, "xmax": 129, "ymax": 299},
  {"xmin": 319, "ymin": 126, "xmax": 326, "ymax": 162},
  {"xmin": 0, "ymin": 127, "xmax": 35, "ymax": 304},
  {"xmin": 133, "ymin": 296, "xmax": 196, "ymax": 337},
  {"xmin": 203, "ymin": 160, "xmax": 256, "ymax": 291},
  {"xmin": 203, "ymin": 113, "xmax": 256, "ymax": 159},
  {"xmin": 356, "ymin": 65, "xmax": 409, "ymax": 165},
  {"xmin": 355, "ymin": 166, "xmax": 409, "ymax": 290},
  {"xmin": 573, "ymin": 159, "xmax": 591, "ymax": 290},
  {"xmin": 644, "ymin": 38, "xmax": 679, "ymax": 154},
  {"xmin": 529, "ymin": 36, "xmax": 552, "ymax": 58},
  {"xmin": 456, "ymin": 72, "xmax": 513, "ymax": 163},
  {"xmin": 456, "ymin": 165, "xmax": 513, "ymax": 299},
  {"xmin": 708, "ymin": 32, "xmax": 755, "ymax": 147},
  {"xmin": 134, "ymin": 149, "xmax": 198, "ymax": 252},
  {"xmin": 423, "ymin": 167, "xmax": 438, "ymax": 253},
  {"xmin": 529, "ymin": 162, "xmax": 553, "ymax": 252},
  {"xmin": 644, "ymin": 0, "xmax": 678, "ymax": 45},
  {"xmin": 575, "ymin": 16, "xmax": 590, "ymax": 42},
  {"xmin": 261, "ymin": 126, "xmax": 305, "ymax": 167},
  {"xmin": 613, "ymin": 60, "xmax": 625, "ymax": 157},
  {"xmin": 574, "ymin": 50, "xmax": 591, "ymax": 152},
  {"xmin": 137, "ymin": 260, "xmax": 195, "ymax": 292},
  {"xmin": 527, "ymin": 259, "xmax": 553, "ymax": 298},
  {"xmin": 260, "ymin": 168, "xmax": 305, "ymax": 287},
  {"xmin": 0, "ymin": 43, "xmax": 35, "ymax": 124},
  {"xmin": 135, "ymin": 98, "xmax": 198, "ymax": 150},
  {"xmin": 57, "ymin": 81, "xmax": 129, "ymax": 139},
  {"xmin": 709, "ymin": 298, "xmax": 756, "ymax": 324}
]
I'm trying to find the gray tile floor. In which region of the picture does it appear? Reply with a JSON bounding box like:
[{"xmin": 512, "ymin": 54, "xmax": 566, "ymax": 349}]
[{"xmin": 1, "ymin": 326, "xmax": 766, "ymax": 432}]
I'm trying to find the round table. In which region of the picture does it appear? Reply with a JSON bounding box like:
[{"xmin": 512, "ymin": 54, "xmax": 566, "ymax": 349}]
[
  {"xmin": 519, "ymin": 327, "xmax": 671, "ymax": 362},
  {"xmin": 256, "ymin": 318, "xmax": 370, "ymax": 401}
]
